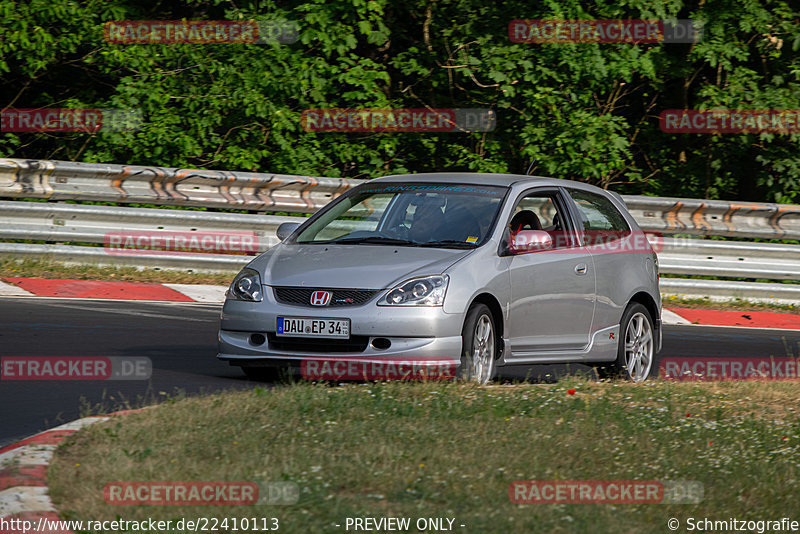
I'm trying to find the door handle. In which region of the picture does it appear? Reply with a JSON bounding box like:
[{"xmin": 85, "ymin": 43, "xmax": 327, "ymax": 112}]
[{"xmin": 574, "ymin": 263, "xmax": 588, "ymax": 275}]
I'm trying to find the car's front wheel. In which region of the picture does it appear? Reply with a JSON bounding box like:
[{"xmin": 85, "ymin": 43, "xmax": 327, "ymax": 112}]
[
  {"xmin": 595, "ymin": 303, "xmax": 655, "ymax": 382},
  {"xmin": 458, "ymin": 303, "xmax": 497, "ymax": 385}
]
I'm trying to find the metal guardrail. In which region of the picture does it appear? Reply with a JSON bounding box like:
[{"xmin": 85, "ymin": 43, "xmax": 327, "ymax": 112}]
[
  {"xmin": 0, "ymin": 158, "xmax": 360, "ymax": 213},
  {"xmin": 0, "ymin": 200, "xmax": 296, "ymax": 251},
  {"xmin": 2, "ymin": 158, "xmax": 799, "ymax": 239},
  {"xmin": 657, "ymin": 238, "xmax": 800, "ymax": 281},
  {"xmin": 625, "ymin": 196, "xmax": 800, "ymax": 240},
  {"xmin": 0, "ymin": 158, "xmax": 798, "ymax": 304}
]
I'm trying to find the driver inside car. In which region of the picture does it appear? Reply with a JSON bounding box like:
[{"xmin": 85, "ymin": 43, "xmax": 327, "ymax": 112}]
[
  {"xmin": 408, "ymin": 195, "xmax": 447, "ymax": 242},
  {"xmin": 508, "ymin": 209, "xmax": 542, "ymax": 234}
]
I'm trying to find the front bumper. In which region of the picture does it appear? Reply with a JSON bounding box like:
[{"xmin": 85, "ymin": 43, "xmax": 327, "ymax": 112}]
[{"xmin": 217, "ymin": 290, "xmax": 464, "ymax": 365}]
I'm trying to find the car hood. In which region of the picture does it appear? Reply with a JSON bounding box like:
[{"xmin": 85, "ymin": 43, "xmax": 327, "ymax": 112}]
[{"xmin": 249, "ymin": 244, "xmax": 472, "ymax": 289}]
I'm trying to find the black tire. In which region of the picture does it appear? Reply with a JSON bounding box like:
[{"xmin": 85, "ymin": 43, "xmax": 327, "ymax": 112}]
[
  {"xmin": 458, "ymin": 303, "xmax": 498, "ymax": 385},
  {"xmin": 595, "ymin": 302, "xmax": 655, "ymax": 382}
]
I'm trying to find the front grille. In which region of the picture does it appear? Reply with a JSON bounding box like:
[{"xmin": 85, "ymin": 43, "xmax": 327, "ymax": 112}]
[
  {"xmin": 273, "ymin": 287, "xmax": 379, "ymax": 307},
  {"xmin": 267, "ymin": 333, "xmax": 369, "ymax": 353}
]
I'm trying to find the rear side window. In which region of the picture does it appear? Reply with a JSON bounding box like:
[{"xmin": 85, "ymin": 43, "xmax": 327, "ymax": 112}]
[{"xmin": 567, "ymin": 189, "xmax": 629, "ymax": 231}]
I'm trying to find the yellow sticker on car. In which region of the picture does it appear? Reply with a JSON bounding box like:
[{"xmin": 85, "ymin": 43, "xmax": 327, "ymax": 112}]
[{"xmin": 466, "ymin": 236, "xmax": 478, "ymax": 243}]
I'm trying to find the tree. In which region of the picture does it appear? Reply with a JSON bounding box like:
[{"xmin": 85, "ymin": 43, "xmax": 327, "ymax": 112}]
[{"xmin": 1, "ymin": 0, "xmax": 798, "ymax": 203}]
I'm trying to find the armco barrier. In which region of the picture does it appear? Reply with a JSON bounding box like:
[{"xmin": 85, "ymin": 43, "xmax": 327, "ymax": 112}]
[
  {"xmin": 0, "ymin": 158, "xmax": 360, "ymax": 213},
  {"xmin": 624, "ymin": 196, "xmax": 800, "ymax": 240},
  {"xmin": 657, "ymin": 238, "xmax": 800, "ymax": 281},
  {"xmin": 0, "ymin": 200, "xmax": 297, "ymax": 252}
]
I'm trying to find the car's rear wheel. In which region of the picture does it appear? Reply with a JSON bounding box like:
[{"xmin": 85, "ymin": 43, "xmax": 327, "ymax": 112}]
[
  {"xmin": 595, "ymin": 303, "xmax": 655, "ymax": 382},
  {"xmin": 459, "ymin": 303, "xmax": 497, "ymax": 385}
]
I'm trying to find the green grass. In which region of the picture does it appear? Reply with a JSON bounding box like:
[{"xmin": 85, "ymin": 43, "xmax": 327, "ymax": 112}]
[
  {"xmin": 660, "ymin": 273, "xmax": 800, "ymax": 285},
  {"xmin": 0, "ymin": 257, "xmax": 237, "ymax": 285},
  {"xmin": 662, "ymin": 295, "xmax": 799, "ymax": 313},
  {"xmin": 48, "ymin": 380, "xmax": 800, "ymax": 533}
]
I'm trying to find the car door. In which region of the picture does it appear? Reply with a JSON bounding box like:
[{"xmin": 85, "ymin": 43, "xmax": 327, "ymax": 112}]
[
  {"xmin": 563, "ymin": 188, "xmax": 640, "ymax": 335},
  {"xmin": 504, "ymin": 188, "xmax": 596, "ymax": 355}
]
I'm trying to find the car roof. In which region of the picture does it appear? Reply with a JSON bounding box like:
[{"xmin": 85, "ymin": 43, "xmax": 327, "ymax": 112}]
[{"xmin": 369, "ymin": 172, "xmax": 609, "ymax": 194}]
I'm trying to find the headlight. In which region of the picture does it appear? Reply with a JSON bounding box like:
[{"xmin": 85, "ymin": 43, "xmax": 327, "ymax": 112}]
[
  {"xmin": 378, "ymin": 275, "xmax": 449, "ymax": 306},
  {"xmin": 229, "ymin": 268, "xmax": 263, "ymax": 302}
]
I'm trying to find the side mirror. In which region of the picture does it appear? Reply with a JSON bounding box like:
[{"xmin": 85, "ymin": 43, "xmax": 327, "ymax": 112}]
[
  {"xmin": 509, "ymin": 230, "xmax": 553, "ymax": 254},
  {"xmin": 276, "ymin": 222, "xmax": 300, "ymax": 241}
]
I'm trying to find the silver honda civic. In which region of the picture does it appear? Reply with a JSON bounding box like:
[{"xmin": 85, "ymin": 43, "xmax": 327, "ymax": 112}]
[{"xmin": 217, "ymin": 173, "xmax": 662, "ymax": 384}]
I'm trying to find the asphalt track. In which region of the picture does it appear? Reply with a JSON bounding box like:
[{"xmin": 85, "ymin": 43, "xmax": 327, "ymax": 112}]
[{"xmin": 1, "ymin": 297, "xmax": 798, "ymax": 448}]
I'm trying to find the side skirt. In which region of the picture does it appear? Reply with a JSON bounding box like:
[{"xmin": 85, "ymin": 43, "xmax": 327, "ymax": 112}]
[{"xmin": 497, "ymin": 325, "xmax": 620, "ymax": 366}]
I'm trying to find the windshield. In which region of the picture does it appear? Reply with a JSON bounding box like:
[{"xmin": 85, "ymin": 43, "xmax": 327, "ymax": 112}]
[{"xmin": 294, "ymin": 183, "xmax": 507, "ymax": 248}]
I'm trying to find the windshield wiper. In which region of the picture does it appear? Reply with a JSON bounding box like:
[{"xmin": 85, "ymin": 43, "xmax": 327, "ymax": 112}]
[
  {"xmin": 417, "ymin": 240, "xmax": 478, "ymax": 249},
  {"xmin": 331, "ymin": 236, "xmax": 418, "ymax": 246}
]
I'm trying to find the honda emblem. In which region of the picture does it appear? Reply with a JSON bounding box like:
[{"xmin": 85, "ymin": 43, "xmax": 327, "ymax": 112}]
[{"xmin": 310, "ymin": 290, "xmax": 332, "ymax": 306}]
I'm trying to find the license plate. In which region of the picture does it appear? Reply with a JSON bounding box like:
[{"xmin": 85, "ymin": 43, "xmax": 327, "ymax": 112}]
[{"xmin": 276, "ymin": 317, "xmax": 350, "ymax": 338}]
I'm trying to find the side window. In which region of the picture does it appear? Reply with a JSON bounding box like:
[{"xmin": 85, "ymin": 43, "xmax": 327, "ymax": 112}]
[
  {"xmin": 567, "ymin": 189, "xmax": 629, "ymax": 232},
  {"xmin": 507, "ymin": 191, "xmax": 573, "ymax": 249}
]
